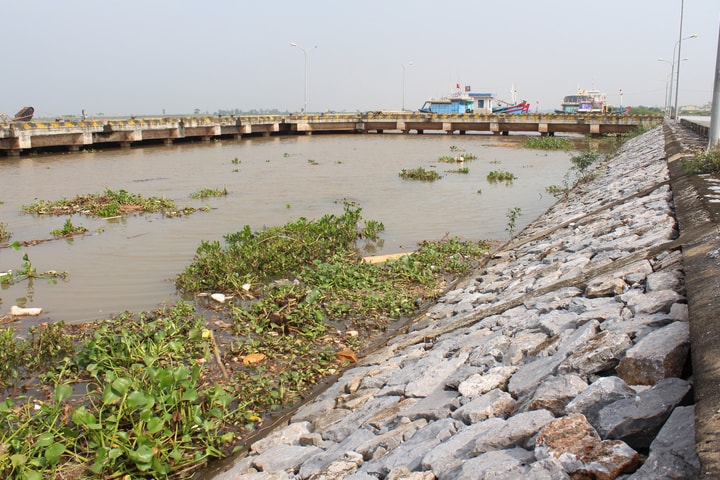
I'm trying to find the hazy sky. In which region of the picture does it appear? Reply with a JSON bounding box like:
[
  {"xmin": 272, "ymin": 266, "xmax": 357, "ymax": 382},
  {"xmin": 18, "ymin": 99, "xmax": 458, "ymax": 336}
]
[{"xmin": 3, "ymin": 1, "xmax": 719, "ymax": 117}]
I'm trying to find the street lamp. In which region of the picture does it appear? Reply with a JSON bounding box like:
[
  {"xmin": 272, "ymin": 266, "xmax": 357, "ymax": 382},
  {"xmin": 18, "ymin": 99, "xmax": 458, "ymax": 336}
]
[
  {"xmin": 658, "ymin": 58, "xmax": 673, "ymax": 116},
  {"xmin": 672, "ymin": 0, "xmax": 699, "ymax": 120},
  {"xmin": 290, "ymin": 42, "xmax": 316, "ymax": 114},
  {"xmin": 658, "ymin": 56, "xmax": 688, "ymax": 116},
  {"xmin": 402, "ymin": 62, "xmax": 413, "ymax": 111}
]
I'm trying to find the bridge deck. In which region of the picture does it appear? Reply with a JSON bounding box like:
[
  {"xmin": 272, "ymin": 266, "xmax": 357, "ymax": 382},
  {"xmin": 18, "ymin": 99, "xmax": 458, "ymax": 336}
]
[{"xmin": 0, "ymin": 113, "xmax": 662, "ymax": 156}]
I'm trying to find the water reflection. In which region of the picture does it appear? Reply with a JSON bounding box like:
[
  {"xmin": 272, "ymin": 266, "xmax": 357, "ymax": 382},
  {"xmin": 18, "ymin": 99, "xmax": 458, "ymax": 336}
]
[{"xmin": 0, "ymin": 133, "xmax": 593, "ymax": 323}]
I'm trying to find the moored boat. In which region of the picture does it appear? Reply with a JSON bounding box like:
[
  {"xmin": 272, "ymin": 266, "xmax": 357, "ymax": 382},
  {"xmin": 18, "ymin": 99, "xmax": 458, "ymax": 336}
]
[
  {"xmin": 555, "ymin": 87, "xmax": 606, "ymax": 114},
  {"xmin": 419, "ymin": 85, "xmax": 530, "ymax": 115},
  {"xmin": 0, "ymin": 106, "xmax": 35, "ymax": 122}
]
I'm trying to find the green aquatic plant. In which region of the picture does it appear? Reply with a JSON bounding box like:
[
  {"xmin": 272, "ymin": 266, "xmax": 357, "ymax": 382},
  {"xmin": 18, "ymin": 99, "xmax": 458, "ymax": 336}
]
[
  {"xmin": 190, "ymin": 187, "xmax": 228, "ymax": 199},
  {"xmin": 524, "ymin": 136, "xmax": 572, "ymax": 150},
  {"xmin": 51, "ymin": 217, "xmax": 88, "ymax": 237},
  {"xmin": 0, "ymin": 222, "xmax": 11, "ymax": 243},
  {"xmin": 22, "ymin": 189, "xmax": 179, "ymax": 218},
  {"xmin": 399, "ymin": 167, "xmax": 441, "ymax": 181},
  {"xmin": 487, "ymin": 170, "xmax": 517, "ymax": 182}
]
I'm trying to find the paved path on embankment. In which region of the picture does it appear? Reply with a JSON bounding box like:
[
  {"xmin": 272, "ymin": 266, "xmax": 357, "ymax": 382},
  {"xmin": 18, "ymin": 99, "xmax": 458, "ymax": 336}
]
[{"xmin": 209, "ymin": 122, "xmax": 719, "ymax": 479}]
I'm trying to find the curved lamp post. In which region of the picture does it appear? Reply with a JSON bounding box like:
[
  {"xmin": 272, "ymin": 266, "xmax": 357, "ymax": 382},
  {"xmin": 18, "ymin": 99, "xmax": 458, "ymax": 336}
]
[
  {"xmin": 672, "ymin": 0, "xmax": 699, "ymax": 120},
  {"xmin": 290, "ymin": 42, "xmax": 316, "ymax": 113}
]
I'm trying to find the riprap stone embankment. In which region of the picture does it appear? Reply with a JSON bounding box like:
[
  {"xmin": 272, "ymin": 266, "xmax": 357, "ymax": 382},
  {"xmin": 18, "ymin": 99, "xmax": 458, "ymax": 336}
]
[{"xmin": 214, "ymin": 123, "xmax": 709, "ymax": 479}]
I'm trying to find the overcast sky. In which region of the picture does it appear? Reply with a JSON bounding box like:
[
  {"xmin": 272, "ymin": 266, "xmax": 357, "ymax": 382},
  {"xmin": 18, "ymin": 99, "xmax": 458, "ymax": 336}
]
[{"xmin": 3, "ymin": 0, "xmax": 719, "ymax": 117}]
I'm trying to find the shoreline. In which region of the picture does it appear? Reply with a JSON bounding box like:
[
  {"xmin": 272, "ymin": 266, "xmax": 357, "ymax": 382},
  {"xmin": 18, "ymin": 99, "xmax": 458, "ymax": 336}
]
[{"xmin": 208, "ymin": 121, "xmax": 716, "ymax": 479}]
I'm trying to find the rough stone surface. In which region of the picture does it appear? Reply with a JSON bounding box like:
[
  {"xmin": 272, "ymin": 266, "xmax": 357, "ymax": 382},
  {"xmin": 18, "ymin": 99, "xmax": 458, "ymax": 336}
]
[
  {"xmin": 535, "ymin": 414, "xmax": 639, "ymax": 479},
  {"xmin": 616, "ymin": 321, "xmax": 690, "ymax": 385}
]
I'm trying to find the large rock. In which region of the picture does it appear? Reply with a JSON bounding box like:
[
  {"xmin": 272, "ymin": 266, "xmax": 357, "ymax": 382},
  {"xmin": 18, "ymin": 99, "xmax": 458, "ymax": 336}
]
[
  {"xmin": 453, "ymin": 388, "xmax": 517, "ymax": 424},
  {"xmin": 559, "ymin": 330, "xmax": 633, "ymax": 379},
  {"xmin": 595, "ymin": 377, "xmax": 692, "ymax": 450},
  {"xmin": 535, "ymin": 414, "xmax": 639, "ymax": 479},
  {"xmin": 456, "ymin": 448, "xmax": 538, "ymax": 480},
  {"xmin": 616, "ymin": 321, "xmax": 689, "ymax": 385},
  {"xmin": 565, "ymin": 376, "xmax": 636, "ymax": 426},
  {"xmin": 527, "ymin": 374, "xmax": 588, "ymax": 416},
  {"xmin": 627, "ymin": 405, "xmax": 700, "ymax": 479}
]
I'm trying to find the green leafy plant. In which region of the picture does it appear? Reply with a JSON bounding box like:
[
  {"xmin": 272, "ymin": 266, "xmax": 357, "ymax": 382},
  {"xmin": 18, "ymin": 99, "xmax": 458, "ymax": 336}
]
[
  {"xmin": 399, "ymin": 167, "xmax": 441, "ymax": 181},
  {"xmin": 487, "ymin": 170, "xmax": 517, "ymax": 182},
  {"xmin": 51, "ymin": 217, "xmax": 88, "ymax": 237},
  {"xmin": 0, "ymin": 222, "xmax": 11, "ymax": 243},
  {"xmin": 0, "ymin": 201, "xmax": 492, "ymax": 479},
  {"xmin": 22, "ymin": 189, "xmax": 182, "ymax": 218},
  {"xmin": 683, "ymin": 146, "xmax": 720, "ymax": 174},
  {"xmin": 524, "ymin": 136, "xmax": 573, "ymax": 150},
  {"xmin": 190, "ymin": 187, "xmax": 228, "ymax": 199},
  {"xmin": 1, "ymin": 246, "xmax": 68, "ymax": 284},
  {"xmin": 570, "ymin": 150, "xmax": 601, "ymax": 181},
  {"xmin": 506, "ymin": 207, "xmax": 522, "ymax": 237}
]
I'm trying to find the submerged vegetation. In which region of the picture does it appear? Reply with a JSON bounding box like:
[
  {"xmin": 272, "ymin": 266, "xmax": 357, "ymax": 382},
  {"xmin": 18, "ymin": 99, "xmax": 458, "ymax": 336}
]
[
  {"xmin": 0, "ymin": 201, "xmax": 490, "ymax": 479},
  {"xmin": 0, "ymin": 222, "xmax": 11, "ymax": 243},
  {"xmin": 399, "ymin": 167, "xmax": 441, "ymax": 182},
  {"xmin": 524, "ymin": 136, "xmax": 573, "ymax": 151},
  {"xmin": 51, "ymin": 217, "xmax": 88, "ymax": 237},
  {"xmin": 189, "ymin": 187, "xmax": 228, "ymax": 199},
  {"xmin": 487, "ymin": 170, "xmax": 517, "ymax": 182},
  {"xmin": 22, "ymin": 189, "xmax": 190, "ymax": 218}
]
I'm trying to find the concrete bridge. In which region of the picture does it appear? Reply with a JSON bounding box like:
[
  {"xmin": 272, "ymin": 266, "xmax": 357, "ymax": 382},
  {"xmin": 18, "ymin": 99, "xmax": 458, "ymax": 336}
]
[{"xmin": 0, "ymin": 112, "xmax": 662, "ymax": 156}]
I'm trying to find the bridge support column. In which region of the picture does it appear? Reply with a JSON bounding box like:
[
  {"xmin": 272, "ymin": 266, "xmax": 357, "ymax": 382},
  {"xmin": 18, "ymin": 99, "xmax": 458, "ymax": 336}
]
[
  {"xmin": 120, "ymin": 142, "xmax": 131, "ymax": 149},
  {"xmin": 490, "ymin": 123, "xmax": 500, "ymax": 135},
  {"xmin": 164, "ymin": 139, "xmax": 173, "ymax": 145},
  {"xmin": 590, "ymin": 124, "xmax": 601, "ymax": 138},
  {"xmin": 539, "ymin": 123, "xmax": 549, "ymax": 134}
]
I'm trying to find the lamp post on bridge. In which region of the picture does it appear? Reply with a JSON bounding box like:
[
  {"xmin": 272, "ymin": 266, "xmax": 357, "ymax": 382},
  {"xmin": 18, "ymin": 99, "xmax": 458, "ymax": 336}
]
[
  {"xmin": 290, "ymin": 42, "xmax": 316, "ymax": 114},
  {"xmin": 402, "ymin": 62, "xmax": 413, "ymax": 111}
]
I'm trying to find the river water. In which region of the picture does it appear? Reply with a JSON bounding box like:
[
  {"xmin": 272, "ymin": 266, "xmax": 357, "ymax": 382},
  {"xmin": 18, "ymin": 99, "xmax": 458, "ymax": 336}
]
[{"xmin": 0, "ymin": 133, "xmax": 588, "ymax": 324}]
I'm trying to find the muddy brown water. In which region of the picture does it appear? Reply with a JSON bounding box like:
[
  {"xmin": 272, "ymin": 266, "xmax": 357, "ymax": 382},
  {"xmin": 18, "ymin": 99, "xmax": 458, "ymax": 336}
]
[{"xmin": 0, "ymin": 133, "xmax": 591, "ymax": 325}]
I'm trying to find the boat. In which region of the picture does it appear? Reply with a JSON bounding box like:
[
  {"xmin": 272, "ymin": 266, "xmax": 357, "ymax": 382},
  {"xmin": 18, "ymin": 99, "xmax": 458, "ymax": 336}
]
[
  {"xmin": 0, "ymin": 106, "xmax": 35, "ymax": 122},
  {"xmin": 419, "ymin": 85, "xmax": 476, "ymax": 114},
  {"xmin": 492, "ymin": 85, "xmax": 531, "ymax": 114},
  {"xmin": 493, "ymin": 99, "xmax": 530, "ymax": 114},
  {"xmin": 419, "ymin": 84, "xmax": 529, "ymax": 115},
  {"xmin": 555, "ymin": 87, "xmax": 606, "ymax": 114}
]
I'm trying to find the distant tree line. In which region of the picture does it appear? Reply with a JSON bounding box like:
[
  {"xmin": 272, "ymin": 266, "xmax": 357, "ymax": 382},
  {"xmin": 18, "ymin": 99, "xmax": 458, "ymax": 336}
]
[{"xmin": 627, "ymin": 106, "xmax": 663, "ymax": 115}]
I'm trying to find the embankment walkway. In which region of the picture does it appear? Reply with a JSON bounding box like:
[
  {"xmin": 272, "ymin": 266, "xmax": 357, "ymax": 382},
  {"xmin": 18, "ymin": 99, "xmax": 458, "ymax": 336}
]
[{"xmin": 209, "ymin": 122, "xmax": 718, "ymax": 479}]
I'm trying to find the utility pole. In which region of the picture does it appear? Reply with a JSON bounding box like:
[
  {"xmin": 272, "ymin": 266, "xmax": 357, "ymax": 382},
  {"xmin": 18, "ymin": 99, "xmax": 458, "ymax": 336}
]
[{"xmin": 709, "ymin": 19, "xmax": 720, "ymax": 148}]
